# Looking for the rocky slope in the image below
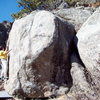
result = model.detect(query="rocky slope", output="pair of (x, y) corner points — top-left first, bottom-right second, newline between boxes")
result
(0, 3), (100, 100)
(53, 7), (95, 31)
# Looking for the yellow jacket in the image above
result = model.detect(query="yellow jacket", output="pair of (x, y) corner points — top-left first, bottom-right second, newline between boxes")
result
(0, 50), (7, 59)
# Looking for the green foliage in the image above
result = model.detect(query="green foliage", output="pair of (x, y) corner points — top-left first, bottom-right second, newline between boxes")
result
(11, 0), (43, 20)
(11, 8), (30, 19)
(11, 0), (57, 20)
(17, 0), (43, 11)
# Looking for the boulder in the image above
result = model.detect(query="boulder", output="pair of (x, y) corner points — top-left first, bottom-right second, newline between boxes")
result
(5, 10), (75, 99)
(70, 50), (99, 100)
(75, 8), (100, 96)
(53, 7), (94, 31)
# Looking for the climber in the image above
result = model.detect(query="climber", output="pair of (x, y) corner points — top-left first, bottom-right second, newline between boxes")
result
(0, 46), (11, 80)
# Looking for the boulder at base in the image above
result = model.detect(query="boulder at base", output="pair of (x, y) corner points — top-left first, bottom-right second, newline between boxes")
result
(75, 8), (100, 94)
(5, 10), (75, 99)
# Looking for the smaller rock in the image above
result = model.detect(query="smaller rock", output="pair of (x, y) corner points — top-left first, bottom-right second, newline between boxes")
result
(58, 2), (69, 9)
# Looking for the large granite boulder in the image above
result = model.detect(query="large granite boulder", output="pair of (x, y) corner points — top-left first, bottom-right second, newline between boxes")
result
(75, 8), (100, 97)
(5, 10), (75, 99)
(69, 50), (99, 100)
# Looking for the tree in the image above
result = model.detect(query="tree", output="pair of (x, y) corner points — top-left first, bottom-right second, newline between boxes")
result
(11, 0), (44, 20)
(11, 0), (80, 20)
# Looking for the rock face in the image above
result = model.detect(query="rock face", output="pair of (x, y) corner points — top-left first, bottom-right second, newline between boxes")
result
(49, 7), (100, 100)
(5, 11), (75, 99)
(0, 21), (12, 47)
(70, 50), (99, 100)
(75, 7), (100, 98)
(49, 48), (99, 100)
(53, 7), (94, 31)
(3, 7), (100, 100)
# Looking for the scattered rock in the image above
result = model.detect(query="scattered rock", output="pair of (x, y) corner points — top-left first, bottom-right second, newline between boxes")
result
(0, 2), (99, 100)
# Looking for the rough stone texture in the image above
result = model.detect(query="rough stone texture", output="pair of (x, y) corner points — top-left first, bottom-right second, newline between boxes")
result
(75, 7), (100, 98)
(57, 1), (69, 9)
(53, 7), (94, 31)
(49, 42), (100, 100)
(70, 50), (99, 100)
(5, 10), (75, 99)
(0, 21), (12, 47)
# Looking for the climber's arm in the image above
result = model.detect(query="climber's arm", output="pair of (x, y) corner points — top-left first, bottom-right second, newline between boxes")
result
(6, 49), (12, 54)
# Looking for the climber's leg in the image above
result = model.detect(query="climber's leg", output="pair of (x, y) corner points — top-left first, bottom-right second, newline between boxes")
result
(1, 59), (8, 79)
